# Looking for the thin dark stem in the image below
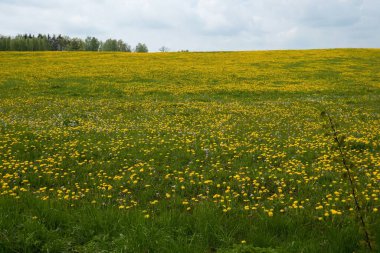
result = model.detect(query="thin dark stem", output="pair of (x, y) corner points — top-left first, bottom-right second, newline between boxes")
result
(325, 113), (372, 251)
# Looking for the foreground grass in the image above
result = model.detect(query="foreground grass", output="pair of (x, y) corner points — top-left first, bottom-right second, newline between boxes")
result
(1, 197), (376, 253)
(0, 49), (379, 252)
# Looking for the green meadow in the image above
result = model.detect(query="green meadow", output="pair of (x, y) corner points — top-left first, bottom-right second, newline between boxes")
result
(0, 49), (379, 252)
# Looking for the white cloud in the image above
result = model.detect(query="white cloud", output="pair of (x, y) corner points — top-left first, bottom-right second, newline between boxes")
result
(0, 0), (379, 51)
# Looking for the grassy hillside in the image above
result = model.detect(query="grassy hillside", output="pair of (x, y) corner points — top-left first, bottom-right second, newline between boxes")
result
(0, 49), (379, 252)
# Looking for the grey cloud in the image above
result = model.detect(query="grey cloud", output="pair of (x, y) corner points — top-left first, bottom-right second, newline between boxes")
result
(0, 0), (378, 51)
(296, 0), (363, 27)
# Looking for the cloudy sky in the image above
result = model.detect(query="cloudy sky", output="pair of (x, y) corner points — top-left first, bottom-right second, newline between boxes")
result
(0, 0), (379, 51)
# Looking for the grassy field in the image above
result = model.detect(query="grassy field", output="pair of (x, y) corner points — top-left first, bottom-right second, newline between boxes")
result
(0, 49), (379, 252)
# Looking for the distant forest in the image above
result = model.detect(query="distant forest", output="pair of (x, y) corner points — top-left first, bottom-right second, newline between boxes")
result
(0, 34), (149, 52)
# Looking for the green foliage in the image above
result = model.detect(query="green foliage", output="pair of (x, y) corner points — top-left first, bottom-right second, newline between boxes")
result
(117, 39), (132, 52)
(68, 37), (85, 51)
(0, 34), (50, 51)
(0, 34), (135, 52)
(101, 39), (131, 52)
(135, 42), (148, 53)
(85, 36), (100, 51)
(101, 39), (118, 51)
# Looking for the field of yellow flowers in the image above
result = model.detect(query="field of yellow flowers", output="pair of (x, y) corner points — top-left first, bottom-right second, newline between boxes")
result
(0, 49), (379, 252)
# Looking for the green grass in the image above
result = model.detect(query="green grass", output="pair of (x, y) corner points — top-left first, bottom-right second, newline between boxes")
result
(0, 49), (379, 252)
(0, 197), (371, 253)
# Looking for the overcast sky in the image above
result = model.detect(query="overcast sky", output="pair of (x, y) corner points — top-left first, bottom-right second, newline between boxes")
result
(0, 0), (379, 51)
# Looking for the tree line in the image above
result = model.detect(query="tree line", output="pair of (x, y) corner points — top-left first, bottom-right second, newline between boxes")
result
(0, 34), (148, 52)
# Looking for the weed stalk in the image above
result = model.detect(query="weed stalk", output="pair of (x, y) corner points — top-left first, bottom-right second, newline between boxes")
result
(321, 111), (372, 251)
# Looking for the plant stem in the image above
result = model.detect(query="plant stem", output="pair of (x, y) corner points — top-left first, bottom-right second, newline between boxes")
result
(324, 112), (372, 251)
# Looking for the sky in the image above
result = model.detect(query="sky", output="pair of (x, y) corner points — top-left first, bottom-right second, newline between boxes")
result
(0, 0), (379, 52)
